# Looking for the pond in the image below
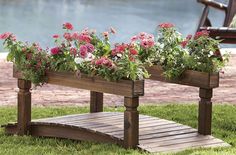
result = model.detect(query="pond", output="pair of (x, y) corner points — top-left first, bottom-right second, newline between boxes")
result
(0, 0), (227, 51)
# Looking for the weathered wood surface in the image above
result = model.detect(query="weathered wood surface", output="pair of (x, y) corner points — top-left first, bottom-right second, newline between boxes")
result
(13, 69), (144, 97)
(90, 91), (103, 113)
(146, 65), (219, 88)
(17, 79), (31, 135)
(198, 0), (236, 43)
(198, 88), (213, 135)
(3, 112), (230, 153)
(197, 0), (236, 28)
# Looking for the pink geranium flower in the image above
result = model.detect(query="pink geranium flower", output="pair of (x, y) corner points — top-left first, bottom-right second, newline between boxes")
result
(141, 39), (154, 48)
(70, 47), (77, 56)
(63, 32), (72, 41)
(85, 43), (95, 53)
(103, 31), (109, 38)
(63, 22), (73, 30)
(79, 45), (88, 58)
(53, 34), (60, 39)
(50, 47), (61, 55)
(72, 32), (80, 40)
(159, 23), (174, 28)
(0, 32), (12, 40)
(110, 27), (116, 34)
(131, 35), (138, 42)
(78, 34), (91, 43)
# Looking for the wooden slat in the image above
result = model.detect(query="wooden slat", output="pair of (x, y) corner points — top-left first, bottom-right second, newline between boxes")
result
(139, 132), (200, 145)
(146, 65), (219, 88)
(34, 112), (117, 123)
(147, 138), (226, 153)
(200, 27), (236, 43)
(141, 135), (214, 149)
(139, 128), (197, 140)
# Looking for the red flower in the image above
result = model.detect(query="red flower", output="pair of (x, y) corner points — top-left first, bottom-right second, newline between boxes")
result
(130, 48), (138, 55)
(50, 47), (60, 55)
(0, 32), (12, 40)
(95, 57), (113, 68)
(53, 34), (60, 39)
(159, 23), (174, 28)
(194, 30), (209, 39)
(63, 22), (73, 30)
(180, 40), (188, 48)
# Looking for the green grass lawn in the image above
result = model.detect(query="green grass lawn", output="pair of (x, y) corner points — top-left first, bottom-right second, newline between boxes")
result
(0, 104), (235, 155)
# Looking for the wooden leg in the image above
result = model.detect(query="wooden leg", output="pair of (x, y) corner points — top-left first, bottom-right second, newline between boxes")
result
(17, 79), (31, 135)
(198, 88), (213, 135)
(124, 97), (139, 149)
(90, 91), (103, 113)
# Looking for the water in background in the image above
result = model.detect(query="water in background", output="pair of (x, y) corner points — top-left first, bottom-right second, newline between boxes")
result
(0, 0), (227, 51)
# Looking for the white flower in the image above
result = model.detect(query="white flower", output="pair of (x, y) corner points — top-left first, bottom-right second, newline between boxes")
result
(74, 57), (84, 64)
(85, 53), (95, 61)
(117, 53), (122, 57)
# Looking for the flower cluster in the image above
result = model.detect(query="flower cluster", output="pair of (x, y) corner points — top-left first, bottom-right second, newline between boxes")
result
(0, 22), (229, 86)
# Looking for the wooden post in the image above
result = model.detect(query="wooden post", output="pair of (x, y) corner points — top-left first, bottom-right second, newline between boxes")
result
(17, 79), (31, 135)
(124, 97), (139, 149)
(90, 91), (103, 113)
(198, 88), (213, 135)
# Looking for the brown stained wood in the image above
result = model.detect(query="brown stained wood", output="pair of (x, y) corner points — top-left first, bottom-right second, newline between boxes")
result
(147, 138), (226, 153)
(3, 112), (229, 153)
(141, 135), (214, 149)
(13, 69), (144, 97)
(198, 88), (213, 135)
(47, 72), (144, 97)
(17, 79), (31, 135)
(124, 97), (139, 149)
(35, 112), (118, 123)
(139, 133), (200, 144)
(112, 126), (192, 137)
(139, 128), (197, 140)
(30, 124), (123, 146)
(100, 119), (175, 134)
(90, 91), (103, 113)
(197, 0), (227, 11)
(146, 65), (219, 88)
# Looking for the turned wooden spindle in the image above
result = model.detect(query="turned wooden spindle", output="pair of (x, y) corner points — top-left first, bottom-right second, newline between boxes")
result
(17, 79), (31, 135)
(198, 88), (213, 135)
(90, 91), (103, 113)
(124, 97), (139, 149)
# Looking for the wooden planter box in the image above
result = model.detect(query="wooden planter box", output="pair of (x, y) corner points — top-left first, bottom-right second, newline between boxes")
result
(146, 65), (219, 89)
(13, 68), (144, 97)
